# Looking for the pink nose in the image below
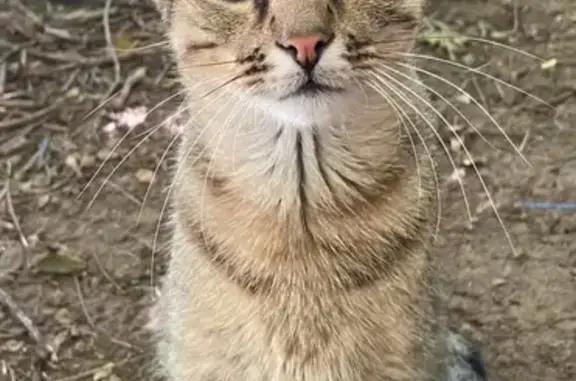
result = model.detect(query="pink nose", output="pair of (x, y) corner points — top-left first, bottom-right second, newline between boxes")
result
(279, 33), (331, 69)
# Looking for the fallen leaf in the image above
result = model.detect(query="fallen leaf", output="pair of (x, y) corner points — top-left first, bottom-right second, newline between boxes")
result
(1, 340), (25, 353)
(540, 58), (557, 71)
(65, 155), (82, 177)
(37, 194), (50, 209)
(54, 308), (74, 326)
(34, 250), (86, 275)
(491, 278), (507, 287)
(96, 148), (120, 161)
(80, 154), (96, 168)
(113, 31), (138, 52)
(455, 93), (472, 104)
(135, 169), (154, 184)
(93, 363), (114, 381)
(46, 330), (70, 357)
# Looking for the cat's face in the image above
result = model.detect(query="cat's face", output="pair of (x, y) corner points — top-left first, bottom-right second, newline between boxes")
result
(154, 0), (424, 125)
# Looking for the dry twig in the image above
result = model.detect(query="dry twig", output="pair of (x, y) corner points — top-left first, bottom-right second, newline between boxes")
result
(10, 0), (81, 42)
(3, 164), (30, 270)
(112, 66), (147, 108)
(102, 0), (122, 103)
(74, 276), (138, 351)
(73, 276), (97, 330)
(106, 180), (143, 206)
(52, 363), (115, 381)
(25, 48), (161, 73)
(88, 249), (124, 292)
(0, 89), (78, 130)
(0, 287), (57, 362)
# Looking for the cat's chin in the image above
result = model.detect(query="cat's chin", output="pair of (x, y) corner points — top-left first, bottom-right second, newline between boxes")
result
(249, 91), (351, 128)
(277, 80), (344, 101)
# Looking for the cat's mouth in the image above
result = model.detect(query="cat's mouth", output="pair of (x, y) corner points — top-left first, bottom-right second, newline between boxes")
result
(282, 79), (343, 99)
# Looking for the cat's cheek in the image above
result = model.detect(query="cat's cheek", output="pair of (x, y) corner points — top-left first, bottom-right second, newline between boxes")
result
(266, 47), (302, 78)
(316, 39), (350, 72)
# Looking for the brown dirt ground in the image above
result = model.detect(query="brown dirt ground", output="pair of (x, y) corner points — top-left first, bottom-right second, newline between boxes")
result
(1, 0), (575, 380)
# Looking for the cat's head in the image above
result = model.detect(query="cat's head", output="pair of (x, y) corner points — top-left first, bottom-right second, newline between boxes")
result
(153, 0), (424, 125)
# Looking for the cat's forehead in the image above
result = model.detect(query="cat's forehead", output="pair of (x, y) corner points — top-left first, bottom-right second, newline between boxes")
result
(168, 0), (425, 30)
(169, 0), (424, 15)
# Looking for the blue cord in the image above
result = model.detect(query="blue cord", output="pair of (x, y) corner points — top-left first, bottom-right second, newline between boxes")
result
(519, 200), (576, 210)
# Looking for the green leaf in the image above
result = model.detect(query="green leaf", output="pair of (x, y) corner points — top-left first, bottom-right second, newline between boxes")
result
(34, 251), (86, 275)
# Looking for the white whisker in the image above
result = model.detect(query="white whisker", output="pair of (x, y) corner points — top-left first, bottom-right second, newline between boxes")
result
(365, 79), (443, 240)
(389, 52), (554, 109)
(78, 88), (189, 202)
(365, 71), (474, 225)
(115, 40), (170, 53)
(385, 60), (531, 165)
(370, 69), (518, 256)
(84, 119), (168, 211)
(366, 80), (424, 207)
(136, 94), (192, 225)
(149, 85), (246, 287)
